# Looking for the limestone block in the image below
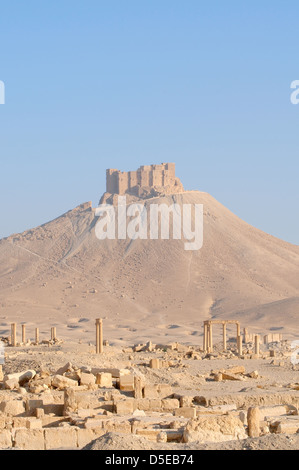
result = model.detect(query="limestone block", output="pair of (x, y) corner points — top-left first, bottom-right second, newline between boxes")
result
(134, 376), (144, 399)
(84, 418), (104, 430)
(0, 417), (6, 430)
(64, 389), (78, 415)
(26, 400), (44, 416)
(96, 373), (113, 388)
(13, 417), (27, 428)
(0, 399), (26, 416)
(259, 405), (290, 420)
(52, 375), (78, 390)
(277, 421), (299, 434)
(35, 409), (45, 419)
(179, 396), (194, 408)
(174, 407), (196, 418)
(157, 384), (173, 397)
(115, 400), (134, 415)
(148, 399), (162, 411)
(222, 366), (245, 375)
(119, 375), (134, 392)
(44, 427), (78, 450)
(213, 373), (223, 382)
(56, 362), (73, 375)
(184, 415), (247, 443)
(26, 418), (42, 430)
(248, 370), (259, 379)
(91, 368), (130, 378)
(136, 429), (160, 441)
(4, 378), (19, 390)
(14, 429), (44, 450)
(77, 428), (97, 449)
(135, 399), (150, 411)
(150, 359), (160, 369)
(166, 430), (184, 442)
(106, 420), (131, 434)
(0, 430), (12, 449)
(221, 372), (244, 381)
(143, 385), (159, 399)
(4, 370), (36, 387)
(80, 373), (96, 387)
(161, 399), (180, 411)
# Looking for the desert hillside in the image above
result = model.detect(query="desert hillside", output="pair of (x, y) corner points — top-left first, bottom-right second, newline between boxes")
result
(0, 191), (298, 346)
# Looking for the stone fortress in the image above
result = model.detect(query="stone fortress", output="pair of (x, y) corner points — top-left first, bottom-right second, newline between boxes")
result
(101, 163), (184, 204)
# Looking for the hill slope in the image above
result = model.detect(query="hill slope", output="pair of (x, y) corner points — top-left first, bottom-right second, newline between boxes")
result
(0, 191), (298, 345)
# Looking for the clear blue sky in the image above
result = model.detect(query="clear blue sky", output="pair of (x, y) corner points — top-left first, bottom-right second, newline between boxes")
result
(0, 1), (298, 244)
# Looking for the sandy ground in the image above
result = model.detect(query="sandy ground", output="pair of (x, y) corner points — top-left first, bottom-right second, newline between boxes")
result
(1, 338), (299, 450)
(84, 431), (299, 451)
(0, 191), (298, 348)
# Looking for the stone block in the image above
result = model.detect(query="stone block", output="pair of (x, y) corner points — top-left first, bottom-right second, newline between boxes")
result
(80, 373), (96, 386)
(14, 429), (44, 450)
(150, 359), (160, 369)
(0, 430), (12, 449)
(44, 427), (78, 450)
(115, 400), (134, 415)
(52, 375), (78, 390)
(119, 375), (135, 392)
(96, 373), (113, 388)
(174, 407), (196, 418)
(161, 399), (180, 411)
(183, 415), (247, 443)
(143, 385), (159, 399)
(0, 399), (26, 416)
(77, 429), (97, 449)
(26, 400), (44, 416)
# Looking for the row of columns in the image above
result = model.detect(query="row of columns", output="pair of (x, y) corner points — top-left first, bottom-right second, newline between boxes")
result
(9, 321), (105, 355)
(9, 324), (53, 347)
(203, 320), (260, 357)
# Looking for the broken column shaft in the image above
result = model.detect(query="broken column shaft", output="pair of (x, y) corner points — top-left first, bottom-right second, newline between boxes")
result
(96, 319), (103, 354)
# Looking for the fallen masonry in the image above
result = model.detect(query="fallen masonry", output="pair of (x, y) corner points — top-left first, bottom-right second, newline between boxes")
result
(0, 324), (297, 450)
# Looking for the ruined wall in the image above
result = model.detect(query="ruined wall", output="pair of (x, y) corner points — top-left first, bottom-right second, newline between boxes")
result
(106, 163), (178, 195)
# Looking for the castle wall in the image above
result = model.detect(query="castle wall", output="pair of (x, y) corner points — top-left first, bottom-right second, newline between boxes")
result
(106, 163), (177, 195)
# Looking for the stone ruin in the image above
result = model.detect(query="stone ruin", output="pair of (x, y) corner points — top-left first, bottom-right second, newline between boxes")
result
(100, 163), (184, 204)
(0, 320), (296, 450)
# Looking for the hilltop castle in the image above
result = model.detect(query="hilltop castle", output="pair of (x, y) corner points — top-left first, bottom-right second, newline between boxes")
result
(101, 163), (184, 204)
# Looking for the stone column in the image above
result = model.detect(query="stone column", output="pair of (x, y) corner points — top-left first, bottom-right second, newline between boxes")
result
(209, 323), (213, 353)
(35, 328), (39, 345)
(22, 324), (26, 344)
(11, 323), (17, 347)
(247, 407), (260, 438)
(96, 319), (103, 354)
(255, 335), (260, 357)
(223, 323), (227, 350)
(237, 335), (243, 356)
(203, 322), (208, 352)
(206, 323), (210, 353)
(134, 376), (144, 399)
(51, 327), (57, 341)
(236, 322), (240, 338)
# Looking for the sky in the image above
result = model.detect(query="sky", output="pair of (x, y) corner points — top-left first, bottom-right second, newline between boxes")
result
(0, 0), (298, 244)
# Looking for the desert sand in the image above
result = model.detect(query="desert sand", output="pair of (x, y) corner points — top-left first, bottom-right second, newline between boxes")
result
(0, 190), (298, 347)
(0, 189), (298, 450)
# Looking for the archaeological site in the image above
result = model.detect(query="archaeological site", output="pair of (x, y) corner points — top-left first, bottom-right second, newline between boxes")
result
(0, 163), (299, 451)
